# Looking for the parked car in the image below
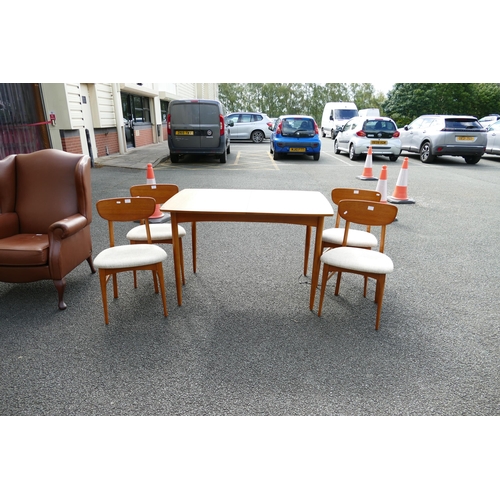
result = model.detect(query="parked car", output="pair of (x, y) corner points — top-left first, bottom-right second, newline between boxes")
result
(398, 115), (487, 164)
(334, 116), (401, 161)
(167, 99), (230, 163)
(485, 120), (500, 156)
(225, 112), (273, 143)
(479, 114), (500, 128)
(269, 115), (321, 160)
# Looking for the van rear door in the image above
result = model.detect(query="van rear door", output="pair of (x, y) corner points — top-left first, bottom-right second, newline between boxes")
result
(199, 102), (221, 148)
(169, 101), (201, 149)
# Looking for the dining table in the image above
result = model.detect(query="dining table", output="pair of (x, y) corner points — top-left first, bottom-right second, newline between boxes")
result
(161, 188), (334, 310)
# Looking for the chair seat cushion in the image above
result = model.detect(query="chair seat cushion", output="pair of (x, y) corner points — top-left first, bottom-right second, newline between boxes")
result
(126, 223), (186, 242)
(0, 234), (49, 266)
(322, 227), (377, 248)
(94, 244), (167, 269)
(321, 246), (394, 274)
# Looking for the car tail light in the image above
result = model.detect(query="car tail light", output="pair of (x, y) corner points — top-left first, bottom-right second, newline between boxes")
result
(276, 121), (283, 135)
(219, 114), (225, 135)
(314, 122), (319, 135)
(392, 130), (400, 138)
(356, 130), (366, 137)
(167, 114), (171, 135)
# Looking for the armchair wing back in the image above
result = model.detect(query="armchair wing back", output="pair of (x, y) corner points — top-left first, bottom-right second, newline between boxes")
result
(0, 149), (96, 309)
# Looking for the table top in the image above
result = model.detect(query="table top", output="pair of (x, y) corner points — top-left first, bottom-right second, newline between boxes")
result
(161, 188), (334, 217)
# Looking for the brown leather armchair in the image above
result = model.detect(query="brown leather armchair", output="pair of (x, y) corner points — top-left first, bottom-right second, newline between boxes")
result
(0, 149), (96, 309)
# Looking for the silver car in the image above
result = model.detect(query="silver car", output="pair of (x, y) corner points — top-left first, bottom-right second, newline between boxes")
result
(399, 115), (487, 164)
(225, 112), (273, 143)
(334, 116), (401, 161)
(485, 120), (500, 156)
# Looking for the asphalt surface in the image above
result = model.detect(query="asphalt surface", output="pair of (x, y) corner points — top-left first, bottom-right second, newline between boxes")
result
(1, 142), (499, 416)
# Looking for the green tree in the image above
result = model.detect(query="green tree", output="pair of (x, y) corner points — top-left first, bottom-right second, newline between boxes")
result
(382, 83), (500, 126)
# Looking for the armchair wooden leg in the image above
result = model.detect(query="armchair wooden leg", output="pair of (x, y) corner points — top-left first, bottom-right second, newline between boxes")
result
(87, 255), (96, 274)
(54, 278), (67, 310)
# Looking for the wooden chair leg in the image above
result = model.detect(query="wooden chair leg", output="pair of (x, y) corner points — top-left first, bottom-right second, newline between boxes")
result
(133, 270), (138, 288)
(99, 269), (110, 325)
(157, 263), (168, 317)
(375, 275), (386, 330)
(317, 264), (330, 316)
(112, 272), (119, 298)
(335, 271), (343, 295)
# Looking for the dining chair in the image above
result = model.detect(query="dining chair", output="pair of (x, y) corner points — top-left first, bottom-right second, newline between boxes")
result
(303, 188), (382, 279)
(317, 199), (398, 330)
(94, 197), (168, 325)
(127, 184), (194, 286)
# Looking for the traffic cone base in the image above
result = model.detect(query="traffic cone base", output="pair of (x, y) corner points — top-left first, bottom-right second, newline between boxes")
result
(356, 146), (378, 181)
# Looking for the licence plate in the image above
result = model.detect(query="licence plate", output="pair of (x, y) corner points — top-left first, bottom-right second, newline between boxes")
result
(456, 136), (475, 141)
(371, 140), (387, 145)
(290, 147), (305, 152)
(175, 130), (194, 136)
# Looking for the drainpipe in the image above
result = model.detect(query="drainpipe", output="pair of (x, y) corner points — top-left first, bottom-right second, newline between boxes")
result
(112, 83), (126, 154)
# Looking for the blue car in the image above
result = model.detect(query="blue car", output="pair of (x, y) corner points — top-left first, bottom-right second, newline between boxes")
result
(269, 115), (321, 161)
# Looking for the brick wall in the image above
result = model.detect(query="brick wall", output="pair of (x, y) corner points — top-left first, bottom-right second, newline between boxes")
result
(133, 126), (154, 148)
(60, 130), (83, 154)
(95, 128), (119, 157)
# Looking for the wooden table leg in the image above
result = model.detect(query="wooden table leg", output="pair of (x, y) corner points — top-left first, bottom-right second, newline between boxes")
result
(309, 217), (324, 310)
(170, 212), (183, 305)
(191, 221), (197, 274)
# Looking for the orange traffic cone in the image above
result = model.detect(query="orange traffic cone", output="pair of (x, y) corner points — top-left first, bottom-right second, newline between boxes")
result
(356, 146), (378, 180)
(146, 163), (156, 185)
(375, 165), (388, 203)
(145, 163), (165, 220)
(388, 157), (415, 204)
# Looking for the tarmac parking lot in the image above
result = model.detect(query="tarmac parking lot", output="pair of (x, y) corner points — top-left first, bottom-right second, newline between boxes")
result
(1, 141), (499, 417)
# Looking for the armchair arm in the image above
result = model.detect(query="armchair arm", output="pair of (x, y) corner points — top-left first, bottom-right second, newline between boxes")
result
(48, 213), (89, 240)
(0, 212), (19, 239)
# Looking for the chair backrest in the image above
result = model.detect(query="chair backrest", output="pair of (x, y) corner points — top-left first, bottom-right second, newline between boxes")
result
(337, 199), (398, 253)
(331, 188), (381, 228)
(96, 197), (156, 247)
(0, 149), (91, 234)
(130, 184), (179, 205)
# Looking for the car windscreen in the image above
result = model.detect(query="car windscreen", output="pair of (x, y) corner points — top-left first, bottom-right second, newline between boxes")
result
(335, 109), (359, 120)
(444, 118), (483, 130)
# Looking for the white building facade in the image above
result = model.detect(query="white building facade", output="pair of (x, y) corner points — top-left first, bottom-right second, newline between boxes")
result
(0, 83), (219, 161)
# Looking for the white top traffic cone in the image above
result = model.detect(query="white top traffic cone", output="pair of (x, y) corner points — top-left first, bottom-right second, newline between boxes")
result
(356, 146), (378, 180)
(388, 157), (415, 204)
(146, 163), (156, 185)
(375, 165), (388, 203)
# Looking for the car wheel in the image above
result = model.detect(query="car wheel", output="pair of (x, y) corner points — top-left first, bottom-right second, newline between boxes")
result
(463, 155), (481, 164)
(313, 153), (320, 161)
(331, 129), (336, 140)
(321, 128), (326, 138)
(389, 155), (399, 162)
(273, 149), (281, 160)
(170, 154), (179, 163)
(227, 143), (231, 155)
(349, 144), (359, 161)
(219, 148), (227, 164)
(251, 130), (265, 143)
(333, 139), (341, 154)
(419, 142), (435, 163)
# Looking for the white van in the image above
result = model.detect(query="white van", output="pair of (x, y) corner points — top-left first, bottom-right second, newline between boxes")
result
(321, 102), (359, 139)
(358, 108), (380, 118)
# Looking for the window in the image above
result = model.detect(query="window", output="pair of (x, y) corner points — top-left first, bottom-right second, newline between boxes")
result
(121, 92), (151, 123)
